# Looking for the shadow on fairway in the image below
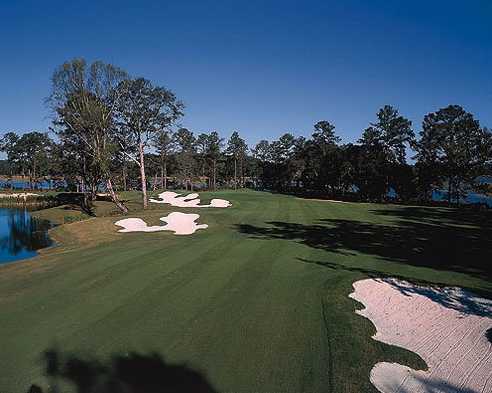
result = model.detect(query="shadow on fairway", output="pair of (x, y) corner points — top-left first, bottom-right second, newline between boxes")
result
(28, 349), (218, 393)
(487, 328), (492, 344)
(371, 205), (492, 230)
(236, 206), (492, 282)
(300, 257), (492, 316)
(389, 374), (478, 393)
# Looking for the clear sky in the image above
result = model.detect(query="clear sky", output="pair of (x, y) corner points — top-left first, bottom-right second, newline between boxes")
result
(1, 0), (491, 147)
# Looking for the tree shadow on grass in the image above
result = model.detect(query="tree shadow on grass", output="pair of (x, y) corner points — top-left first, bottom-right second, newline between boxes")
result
(379, 276), (492, 316)
(28, 349), (218, 393)
(370, 205), (492, 231)
(237, 207), (492, 282)
(486, 328), (492, 344)
(299, 258), (492, 316)
(379, 372), (480, 393)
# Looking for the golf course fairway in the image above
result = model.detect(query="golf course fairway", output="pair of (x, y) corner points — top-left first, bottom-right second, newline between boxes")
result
(1, 190), (490, 393)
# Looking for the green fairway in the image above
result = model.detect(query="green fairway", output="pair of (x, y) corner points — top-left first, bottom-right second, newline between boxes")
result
(1, 190), (491, 393)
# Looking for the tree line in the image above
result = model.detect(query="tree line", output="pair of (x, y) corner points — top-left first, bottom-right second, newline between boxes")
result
(1, 58), (491, 211)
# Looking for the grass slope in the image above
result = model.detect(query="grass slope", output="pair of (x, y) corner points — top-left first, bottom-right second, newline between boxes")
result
(0, 190), (490, 392)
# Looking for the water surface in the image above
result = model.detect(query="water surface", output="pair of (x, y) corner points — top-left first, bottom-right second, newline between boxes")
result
(0, 208), (53, 264)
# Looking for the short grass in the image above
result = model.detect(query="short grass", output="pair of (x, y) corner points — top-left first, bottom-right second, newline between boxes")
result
(1, 190), (491, 392)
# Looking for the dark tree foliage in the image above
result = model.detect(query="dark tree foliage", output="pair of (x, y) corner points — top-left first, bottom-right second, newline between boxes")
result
(174, 127), (197, 190)
(225, 131), (248, 189)
(207, 131), (223, 191)
(357, 106), (414, 201)
(3, 62), (491, 210)
(153, 129), (176, 190)
(303, 121), (342, 193)
(414, 105), (490, 204)
(0, 131), (54, 189)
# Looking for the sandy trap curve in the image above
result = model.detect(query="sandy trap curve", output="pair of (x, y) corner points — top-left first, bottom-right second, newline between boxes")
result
(350, 278), (492, 393)
(115, 212), (208, 235)
(150, 191), (231, 208)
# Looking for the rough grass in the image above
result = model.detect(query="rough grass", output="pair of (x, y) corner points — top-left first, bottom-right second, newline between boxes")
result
(0, 190), (490, 393)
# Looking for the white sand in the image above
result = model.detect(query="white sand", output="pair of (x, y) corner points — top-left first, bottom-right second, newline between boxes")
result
(0, 192), (39, 198)
(115, 212), (208, 235)
(350, 278), (492, 393)
(150, 191), (231, 208)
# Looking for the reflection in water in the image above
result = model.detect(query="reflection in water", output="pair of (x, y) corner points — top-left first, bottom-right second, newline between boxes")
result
(0, 208), (52, 264)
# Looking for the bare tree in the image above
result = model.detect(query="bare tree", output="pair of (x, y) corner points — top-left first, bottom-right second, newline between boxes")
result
(49, 58), (129, 213)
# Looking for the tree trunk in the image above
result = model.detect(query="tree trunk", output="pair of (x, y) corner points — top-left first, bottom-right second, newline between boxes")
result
(240, 158), (244, 187)
(213, 160), (217, 191)
(139, 142), (148, 209)
(160, 165), (164, 189)
(448, 179), (452, 206)
(82, 157), (87, 193)
(455, 180), (461, 207)
(163, 162), (167, 190)
(152, 173), (158, 191)
(90, 182), (97, 201)
(234, 158), (237, 190)
(106, 178), (128, 213)
(32, 160), (36, 190)
(122, 166), (127, 192)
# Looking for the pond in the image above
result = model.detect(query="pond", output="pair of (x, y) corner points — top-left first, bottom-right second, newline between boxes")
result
(0, 208), (53, 264)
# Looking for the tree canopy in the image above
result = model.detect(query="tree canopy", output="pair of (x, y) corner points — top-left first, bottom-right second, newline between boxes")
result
(2, 59), (491, 210)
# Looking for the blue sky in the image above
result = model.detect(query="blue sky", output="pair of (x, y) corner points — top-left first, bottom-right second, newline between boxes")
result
(1, 0), (491, 147)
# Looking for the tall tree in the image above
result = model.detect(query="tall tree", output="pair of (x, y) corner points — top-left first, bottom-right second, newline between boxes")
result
(153, 129), (176, 190)
(357, 126), (387, 200)
(0, 132), (20, 186)
(14, 132), (53, 189)
(290, 136), (308, 189)
(251, 134), (298, 191)
(174, 128), (196, 190)
(252, 140), (271, 188)
(415, 105), (489, 204)
(309, 121), (341, 193)
(49, 58), (129, 212)
(115, 78), (183, 209)
(368, 105), (414, 165)
(312, 121), (341, 151)
(359, 106), (414, 200)
(196, 133), (210, 182)
(206, 131), (223, 191)
(226, 131), (248, 189)
(50, 140), (85, 192)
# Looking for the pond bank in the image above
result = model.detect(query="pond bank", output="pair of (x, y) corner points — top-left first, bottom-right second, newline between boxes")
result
(0, 208), (53, 264)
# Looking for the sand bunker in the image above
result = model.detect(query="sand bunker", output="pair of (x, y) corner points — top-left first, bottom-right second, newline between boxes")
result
(350, 278), (492, 393)
(115, 212), (208, 235)
(149, 191), (231, 208)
